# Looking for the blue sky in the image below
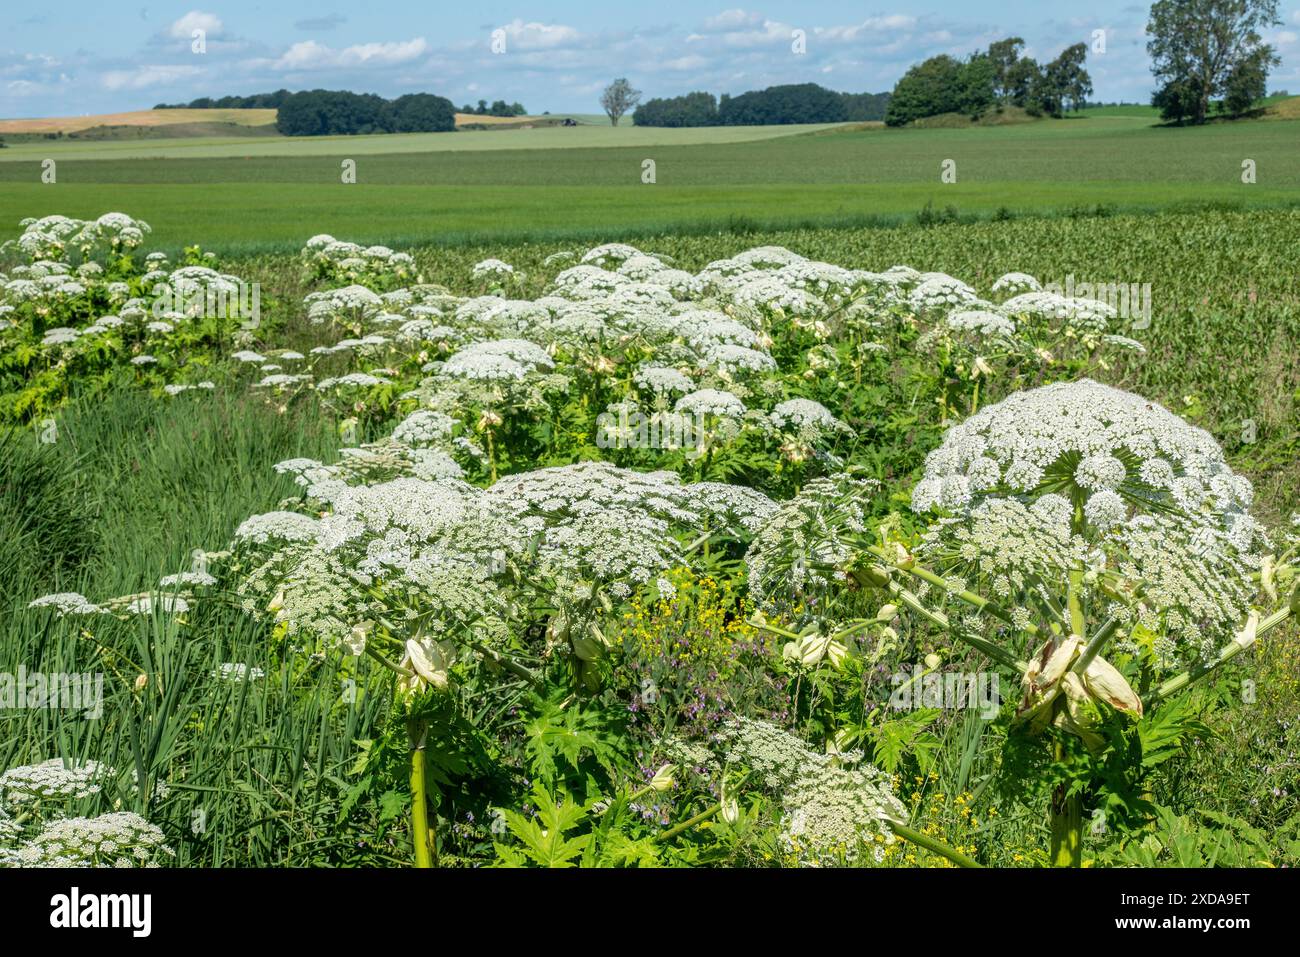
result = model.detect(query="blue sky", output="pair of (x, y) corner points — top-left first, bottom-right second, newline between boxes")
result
(4, 2), (1299, 118)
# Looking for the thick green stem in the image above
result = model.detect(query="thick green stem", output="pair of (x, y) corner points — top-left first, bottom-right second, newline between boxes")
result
(407, 718), (437, 868)
(1066, 503), (1087, 638)
(1049, 741), (1083, 867)
(485, 427), (498, 483)
(1066, 568), (1086, 638)
(1073, 616), (1120, 675)
(888, 820), (983, 868)
(1147, 604), (1293, 705)
(864, 544), (1032, 635)
(1050, 793), (1083, 866)
(653, 803), (721, 843)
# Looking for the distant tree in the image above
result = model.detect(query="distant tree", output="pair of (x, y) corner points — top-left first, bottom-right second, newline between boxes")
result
(987, 37), (1026, 102)
(509, 102), (527, 116)
(1152, 76), (1209, 122)
(633, 91), (719, 126)
(885, 55), (965, 125)
(387, 93), (456, 132)
(1030, 67), (1063, 117)
(839, 91), (892, 121)
(1147, 0), (1281, 124)
(1006, 57), (1041, 109)
(633, 86), (887, 126)
(1047, 43), (1093, 113)
(956, 53), (998, 117)
(718, 83), (849, 124)
(276, 90), (455, 136)
(600, 78), (642, 126)
(1221, 46), (1271, 114)
(158, 89), (294, 110)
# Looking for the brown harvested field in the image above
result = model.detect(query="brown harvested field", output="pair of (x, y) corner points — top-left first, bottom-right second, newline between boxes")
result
(0, 109), (555, 135)
(0, 108), (277, 133)
(452, 113), (556, 127)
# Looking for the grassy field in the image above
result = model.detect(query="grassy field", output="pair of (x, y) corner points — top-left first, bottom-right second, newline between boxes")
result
(1, 115), (1296, 253)
(1077, 92), (1299, 120)
(0, 121), (848, 160)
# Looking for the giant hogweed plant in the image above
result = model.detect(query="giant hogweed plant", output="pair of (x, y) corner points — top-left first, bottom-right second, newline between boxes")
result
(0, 213), (260, 421)
(226, 444), (782, 865)
(748, 379), (1298, 865)
(19, 231), (1183, 867)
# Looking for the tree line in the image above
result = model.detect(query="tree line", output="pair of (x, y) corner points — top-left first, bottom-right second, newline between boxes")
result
(274, 90), (456, 136)
(886, 39), (1092, 125)
(155, 90), (294, 110)
(630, 83), (891, 127)
(458, 99), (528, 117)
(156, 89), (463, 136)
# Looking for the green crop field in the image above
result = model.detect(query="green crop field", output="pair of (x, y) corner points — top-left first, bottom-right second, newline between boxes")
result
(0, 121), (849, 161)
(1, 115), (1296, 253)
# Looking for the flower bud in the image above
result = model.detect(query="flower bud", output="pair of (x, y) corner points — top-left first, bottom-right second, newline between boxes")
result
(648, 765), (675, 792)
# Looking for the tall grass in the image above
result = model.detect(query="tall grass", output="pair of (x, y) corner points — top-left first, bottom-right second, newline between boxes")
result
(0, 389), (406, 865)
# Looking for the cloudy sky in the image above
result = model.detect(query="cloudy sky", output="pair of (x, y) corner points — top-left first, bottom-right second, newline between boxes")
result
(4, 2), (1299, 118)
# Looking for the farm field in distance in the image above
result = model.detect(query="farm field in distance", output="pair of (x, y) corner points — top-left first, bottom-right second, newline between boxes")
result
(1, 112), (1297, 252)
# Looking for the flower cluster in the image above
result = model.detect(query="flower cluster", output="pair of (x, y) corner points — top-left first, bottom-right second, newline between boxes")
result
(912, 379), (1262, 669)
(0, 759), (109, 802)
(301, 234), (418, 288)
(1, 213), (151, 265)
(718, 719), (903, 866)
(2, 813), (172, 868)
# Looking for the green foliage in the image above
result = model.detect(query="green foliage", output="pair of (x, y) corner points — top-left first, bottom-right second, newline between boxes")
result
(276, 89), (456, 136)
(719, 83), (850, 125)
(1147, 0), (1282, 124)
(633, 92), (721, 127)
(1096, 804), (1293, 866)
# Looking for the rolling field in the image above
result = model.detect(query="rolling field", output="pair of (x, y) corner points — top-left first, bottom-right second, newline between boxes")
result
(0, 108), (279, 134)
(0, 120), (848, 160)
(1, 115), (1296, 253)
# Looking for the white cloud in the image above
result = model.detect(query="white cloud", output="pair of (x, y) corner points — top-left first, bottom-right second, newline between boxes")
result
(169, 11), (224, 40)
(100, 64), (204, 91)
(272, 37), (429, 70)
(499, 20), (583, 51)
(701, 9), (764, 32)
(817, 15), (917, 42)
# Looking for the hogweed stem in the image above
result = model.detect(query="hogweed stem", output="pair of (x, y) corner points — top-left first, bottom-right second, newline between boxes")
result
(407, 717), (437, 868)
